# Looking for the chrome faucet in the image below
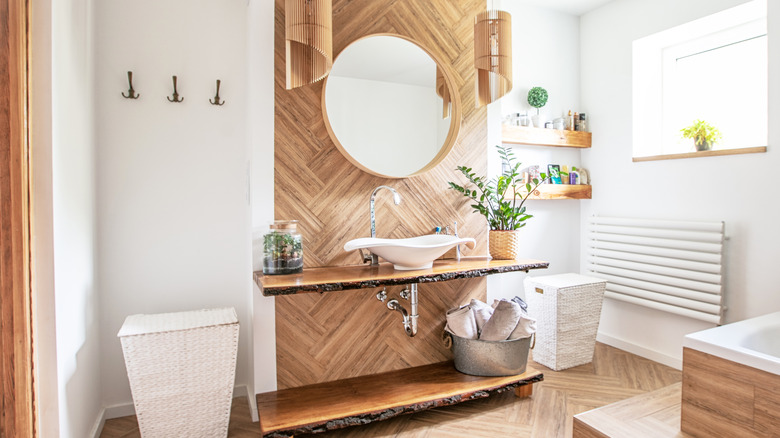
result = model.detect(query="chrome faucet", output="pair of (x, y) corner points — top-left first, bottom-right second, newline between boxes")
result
(442, 221), (461, 261)
(366, 186), (401, 265)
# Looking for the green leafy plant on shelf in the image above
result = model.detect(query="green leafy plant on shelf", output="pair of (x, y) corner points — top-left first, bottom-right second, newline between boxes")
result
(681, 119), (722, 151)
(527, 86), (548, 115)
(448, 145), (549, 231)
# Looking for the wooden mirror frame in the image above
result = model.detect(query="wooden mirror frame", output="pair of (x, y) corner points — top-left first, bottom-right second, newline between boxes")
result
(321, 33), (462, 179)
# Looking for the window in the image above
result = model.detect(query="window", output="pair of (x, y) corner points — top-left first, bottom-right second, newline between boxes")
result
(633, 0), (767, 160)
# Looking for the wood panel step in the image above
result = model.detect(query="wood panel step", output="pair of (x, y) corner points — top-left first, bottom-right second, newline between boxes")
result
(573, 383), (692, 438)
(256, 361), (543, 437)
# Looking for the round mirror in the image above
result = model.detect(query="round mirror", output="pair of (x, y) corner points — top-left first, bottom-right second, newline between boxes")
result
(322, 35), (461, 178)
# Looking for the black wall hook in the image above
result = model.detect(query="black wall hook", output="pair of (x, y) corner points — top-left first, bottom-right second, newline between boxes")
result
(167, 75), (184, 102)
(121, 71), (140, 99)
(209, 79), (225, 106)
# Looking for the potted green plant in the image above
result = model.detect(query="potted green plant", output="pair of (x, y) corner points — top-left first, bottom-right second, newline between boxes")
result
(527, 86), (548, 128)
(448, 145), (548, 260)
(681, 119), (722, 151)
(262, 221), (304, 275)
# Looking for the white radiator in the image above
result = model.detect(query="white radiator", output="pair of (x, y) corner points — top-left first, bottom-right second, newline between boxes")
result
(587, 216), (725, 324)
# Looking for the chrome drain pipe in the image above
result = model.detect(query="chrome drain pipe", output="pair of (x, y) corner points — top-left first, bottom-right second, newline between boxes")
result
(379, 283), (419, 337)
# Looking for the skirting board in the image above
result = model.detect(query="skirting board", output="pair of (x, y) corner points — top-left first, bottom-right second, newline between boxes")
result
(596, 332), (682, 370)
(92, 384), (259, 438)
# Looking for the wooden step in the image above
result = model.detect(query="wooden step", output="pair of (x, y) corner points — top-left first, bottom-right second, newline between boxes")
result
(573, 383), (692, 438)
(256, 361), (543, 437)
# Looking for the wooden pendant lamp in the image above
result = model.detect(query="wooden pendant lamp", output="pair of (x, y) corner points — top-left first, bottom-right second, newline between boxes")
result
(285, 0), (333, 90)
(474, 9), (512, 106)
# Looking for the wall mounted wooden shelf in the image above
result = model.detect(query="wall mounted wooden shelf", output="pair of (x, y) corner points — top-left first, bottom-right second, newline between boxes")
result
(502, 125), (592, 148)
(254, 257), (549, 296)
(512, 184), (592, 200)
(256, 361), (543, 438)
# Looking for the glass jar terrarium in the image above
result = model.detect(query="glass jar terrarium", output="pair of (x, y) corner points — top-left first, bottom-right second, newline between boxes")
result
(262, 220), (303, 275)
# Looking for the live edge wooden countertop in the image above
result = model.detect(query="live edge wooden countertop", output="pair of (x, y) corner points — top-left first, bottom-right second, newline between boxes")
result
(254, 257), (550, 296)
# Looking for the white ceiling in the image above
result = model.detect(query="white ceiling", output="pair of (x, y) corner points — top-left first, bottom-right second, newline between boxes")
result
(511, 0), (614, 16)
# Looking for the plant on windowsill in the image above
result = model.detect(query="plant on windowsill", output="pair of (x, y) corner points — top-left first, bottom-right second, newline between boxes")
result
(527, 86), (548, 128)
(681, 119), (722, 152)
(448, 145), (548, 260)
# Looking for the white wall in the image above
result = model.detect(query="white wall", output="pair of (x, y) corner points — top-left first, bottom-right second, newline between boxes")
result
(94, 0), (253, 411)
(50, 0), (103, 435)
(31, 0), (60, 436)
(580, 0), (780, 367)
(248, 0), (277, 395)
(488, 2), (583, 302)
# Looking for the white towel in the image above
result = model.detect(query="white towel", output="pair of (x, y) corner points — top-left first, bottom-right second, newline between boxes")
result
(479, 300), (523, 341)
(508, 309), (536, 340)
(512, 296), (528, 312)
(445, 305), (478, 340)
(470, 299), (494, 333)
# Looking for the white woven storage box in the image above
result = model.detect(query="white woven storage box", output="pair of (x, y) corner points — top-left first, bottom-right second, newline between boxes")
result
(524, 274), (606, 371)
(118, 308), (239, 438)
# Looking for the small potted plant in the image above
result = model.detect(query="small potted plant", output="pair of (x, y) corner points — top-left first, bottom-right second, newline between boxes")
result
(262, 221), (304, 275)
(448, 145), (548, 260)
(527, 86), (548, 128)
(681, 119), (722, 151)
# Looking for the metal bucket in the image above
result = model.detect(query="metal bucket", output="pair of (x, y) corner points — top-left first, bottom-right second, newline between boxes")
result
(449, 333), (532, 376)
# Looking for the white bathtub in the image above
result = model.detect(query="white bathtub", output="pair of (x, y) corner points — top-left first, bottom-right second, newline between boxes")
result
(683, 311), (780, 376)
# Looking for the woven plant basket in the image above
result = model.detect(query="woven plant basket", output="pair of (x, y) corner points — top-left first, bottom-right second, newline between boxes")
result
(489, 230), (521, 260)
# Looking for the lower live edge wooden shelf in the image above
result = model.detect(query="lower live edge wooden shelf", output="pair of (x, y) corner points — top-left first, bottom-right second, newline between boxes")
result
(256, 361), (544, 438)
(254, 257), (549, 296)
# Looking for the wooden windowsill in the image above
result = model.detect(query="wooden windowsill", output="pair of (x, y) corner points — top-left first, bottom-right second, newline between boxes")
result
(632, 146), (767, 162)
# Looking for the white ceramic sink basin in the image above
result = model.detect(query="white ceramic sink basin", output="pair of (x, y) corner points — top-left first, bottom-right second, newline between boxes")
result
(344, 234), (476, 270)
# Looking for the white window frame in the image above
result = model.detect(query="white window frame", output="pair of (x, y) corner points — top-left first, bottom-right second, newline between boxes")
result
(632, 0), (767, 160)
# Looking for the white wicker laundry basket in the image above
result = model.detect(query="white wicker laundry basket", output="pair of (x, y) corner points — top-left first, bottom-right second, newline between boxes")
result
(524, 274), (606, 371)
(118, 307), (239, 438)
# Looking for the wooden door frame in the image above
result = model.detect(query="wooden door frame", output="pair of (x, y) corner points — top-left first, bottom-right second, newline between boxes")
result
(1, 0), (36, 436)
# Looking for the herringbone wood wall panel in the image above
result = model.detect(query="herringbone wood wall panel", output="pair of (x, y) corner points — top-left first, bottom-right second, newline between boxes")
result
(274, 0), (488, 389)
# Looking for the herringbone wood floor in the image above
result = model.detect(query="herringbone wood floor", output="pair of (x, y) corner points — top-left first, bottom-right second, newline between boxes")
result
(100, 343), (682, 437)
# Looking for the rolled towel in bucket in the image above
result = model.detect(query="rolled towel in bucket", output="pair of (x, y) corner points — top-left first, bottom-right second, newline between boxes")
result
(512, 296), (528, 312)
(508, 310), (536, 340)
(470, 299), (494, 333)
(479, 299), (523, 341)
(445, 305), (478, 340)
